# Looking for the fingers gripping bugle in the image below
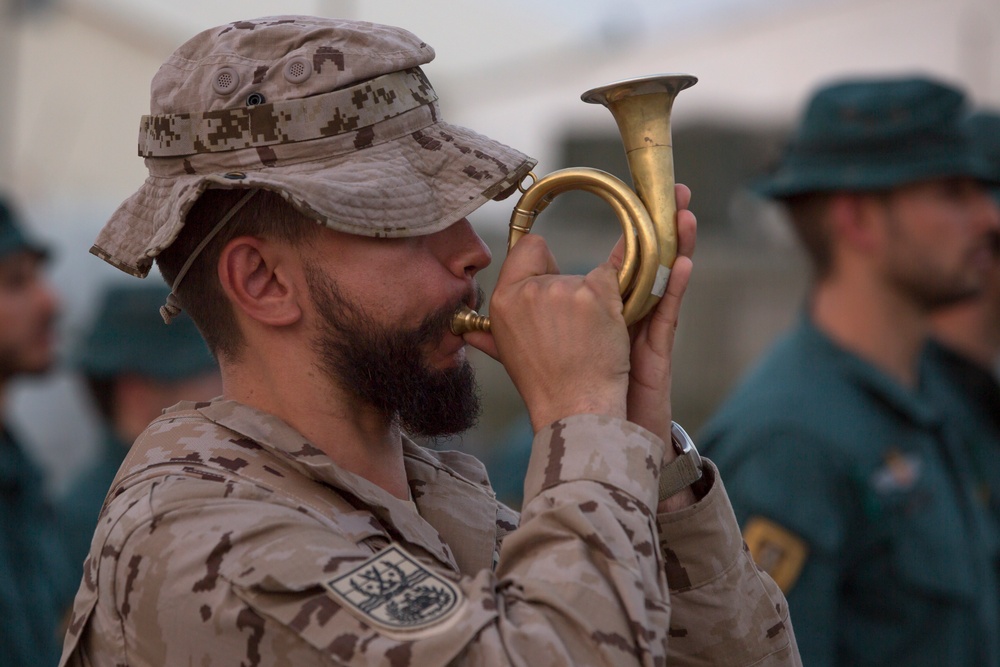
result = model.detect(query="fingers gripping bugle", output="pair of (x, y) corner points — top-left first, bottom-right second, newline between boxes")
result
(451, 73), (697, 335)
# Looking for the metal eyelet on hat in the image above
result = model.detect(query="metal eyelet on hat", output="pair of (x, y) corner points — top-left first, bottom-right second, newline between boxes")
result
(245, 92), (266, 107)
(284, 57), (313, 84)
(223, 172), (246, 180)
(212, 67), (240, 96)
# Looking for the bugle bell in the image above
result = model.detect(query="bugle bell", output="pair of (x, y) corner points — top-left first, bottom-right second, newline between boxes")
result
(451, 73), (697, 335)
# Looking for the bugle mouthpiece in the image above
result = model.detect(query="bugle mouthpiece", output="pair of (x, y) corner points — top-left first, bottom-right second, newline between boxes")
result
(451, 305), (491, 335)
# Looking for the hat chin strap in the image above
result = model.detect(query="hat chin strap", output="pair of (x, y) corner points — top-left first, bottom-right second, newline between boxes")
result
(160, 189), (258, 324)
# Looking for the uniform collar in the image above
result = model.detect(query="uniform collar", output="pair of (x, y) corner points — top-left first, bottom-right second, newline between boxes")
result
(180, 398), (498, 574)
(798, 314), (944, 430)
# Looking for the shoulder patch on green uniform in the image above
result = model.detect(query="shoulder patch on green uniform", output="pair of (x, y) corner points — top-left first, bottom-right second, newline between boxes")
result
(324, 544), (465, 638)
(743, 516), (809, 593)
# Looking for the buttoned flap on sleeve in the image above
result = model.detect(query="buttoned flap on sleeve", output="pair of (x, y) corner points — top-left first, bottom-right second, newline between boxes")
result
(656, 460), (802, 666)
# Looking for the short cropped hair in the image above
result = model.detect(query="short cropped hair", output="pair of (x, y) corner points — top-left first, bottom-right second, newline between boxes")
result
(781, 193), (836, 280)
(156, 189), (321, 361)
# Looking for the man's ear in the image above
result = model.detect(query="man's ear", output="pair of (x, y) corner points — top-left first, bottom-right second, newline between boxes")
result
(217, 236), (303, 327)
(830, 192), (883, 254)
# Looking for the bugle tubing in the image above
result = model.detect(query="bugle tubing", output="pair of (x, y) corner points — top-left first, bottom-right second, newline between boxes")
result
(452, 73), (697, 334)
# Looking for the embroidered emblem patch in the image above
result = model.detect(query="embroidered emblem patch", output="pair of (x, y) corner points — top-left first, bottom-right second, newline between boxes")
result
(324, 545), (464, 635)
(743, 516), (808, 594)
(871, 448), (922, 494)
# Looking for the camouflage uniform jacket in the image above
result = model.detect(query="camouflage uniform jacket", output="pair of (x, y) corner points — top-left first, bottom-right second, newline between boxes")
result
(59, 399), (799, 666)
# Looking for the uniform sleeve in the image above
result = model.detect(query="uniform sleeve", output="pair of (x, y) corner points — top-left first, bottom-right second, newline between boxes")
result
(657, 460), (802, 666)
(66, 414), (803, 667)
(68, 414), (674, 666)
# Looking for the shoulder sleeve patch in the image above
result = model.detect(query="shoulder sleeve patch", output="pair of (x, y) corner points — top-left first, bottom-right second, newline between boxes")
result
(743, 516), (809, 593)
(323, 544), (466, 639)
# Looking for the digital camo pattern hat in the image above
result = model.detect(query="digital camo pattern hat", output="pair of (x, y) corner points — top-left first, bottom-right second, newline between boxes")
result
(754, 76), (1000, 199)
(93, 16), (537, 278)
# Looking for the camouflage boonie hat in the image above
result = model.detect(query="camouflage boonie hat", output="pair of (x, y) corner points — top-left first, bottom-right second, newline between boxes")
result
(93, 16), (536, 278)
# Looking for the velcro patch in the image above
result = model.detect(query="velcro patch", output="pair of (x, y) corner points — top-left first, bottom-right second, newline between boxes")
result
(743, 516), (809, 593)
(324, 545), (465, 638)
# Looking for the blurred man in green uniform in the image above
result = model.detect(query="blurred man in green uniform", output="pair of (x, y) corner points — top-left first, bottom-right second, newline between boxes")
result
(925, 109), (1000, 526)
(58, 283), (220, 582)
(0, 194), (75, 666)
(700, 78), (1000, 666)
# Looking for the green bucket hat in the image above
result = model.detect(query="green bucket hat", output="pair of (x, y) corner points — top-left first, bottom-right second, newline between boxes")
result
(754, 76), (1000, 198)
(76, 283), (217, 381)
(0, 195), (49, 261)
(964, 110), (1000, 204)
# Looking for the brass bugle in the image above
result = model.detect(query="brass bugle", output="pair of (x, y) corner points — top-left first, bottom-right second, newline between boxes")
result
(451, 73), (697, 335)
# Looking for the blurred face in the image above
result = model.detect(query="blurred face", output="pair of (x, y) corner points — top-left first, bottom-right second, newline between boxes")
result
(302, 219), (492, 437)
(973, 225), (1000, 344)
(877, 178), (1000, 309)
(0, 251), (59, 381)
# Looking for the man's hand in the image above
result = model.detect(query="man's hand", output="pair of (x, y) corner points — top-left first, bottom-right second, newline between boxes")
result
(463, 183), (696, 448)
(625, 184), (697, 512)
(619, 183), (696, 444)
(602, 184), (697, 511)
(465, 235), (631, 432)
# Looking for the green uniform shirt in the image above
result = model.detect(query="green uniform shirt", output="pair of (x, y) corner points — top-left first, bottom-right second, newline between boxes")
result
(0, 425), (76, 666)
(700, 316), (1000, 667)
(922, 339), (1000, 528)
(57, 431), (128, 587)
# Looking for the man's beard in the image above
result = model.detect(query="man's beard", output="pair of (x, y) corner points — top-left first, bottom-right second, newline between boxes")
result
(883, 206), (999, 311)
(307, 265), (482, 439)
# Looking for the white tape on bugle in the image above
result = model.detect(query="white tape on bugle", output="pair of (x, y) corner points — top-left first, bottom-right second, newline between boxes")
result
(652, 264), (672, 297)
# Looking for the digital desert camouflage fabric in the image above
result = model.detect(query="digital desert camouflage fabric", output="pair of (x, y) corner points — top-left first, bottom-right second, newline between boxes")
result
(59, 399), (799, 666)
(91, 16), (536, 279)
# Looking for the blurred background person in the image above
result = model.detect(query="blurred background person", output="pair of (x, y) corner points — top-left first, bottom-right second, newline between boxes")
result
(0, 193), (75, 667)
(925, 108), (1000, 526)
(699, 77), (1000, 666)
(58, 282), (220, 582)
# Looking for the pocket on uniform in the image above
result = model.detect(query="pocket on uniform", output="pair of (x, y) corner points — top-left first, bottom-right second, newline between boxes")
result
(876, 474), (978, 602)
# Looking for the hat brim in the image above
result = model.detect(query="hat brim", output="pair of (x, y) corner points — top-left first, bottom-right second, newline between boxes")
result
(0, 238), (50, 263)
(753, 154), (1000, 199)
(93, 120), (536, 277)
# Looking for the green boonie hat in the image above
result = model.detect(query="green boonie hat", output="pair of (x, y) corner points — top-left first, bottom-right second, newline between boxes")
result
(76, 283), (217, 381)
(92, 16), (537, 279)
(0, 195), (49, 261)
(964, 110), (1000, 204)
(754, 76), (1000, 199)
